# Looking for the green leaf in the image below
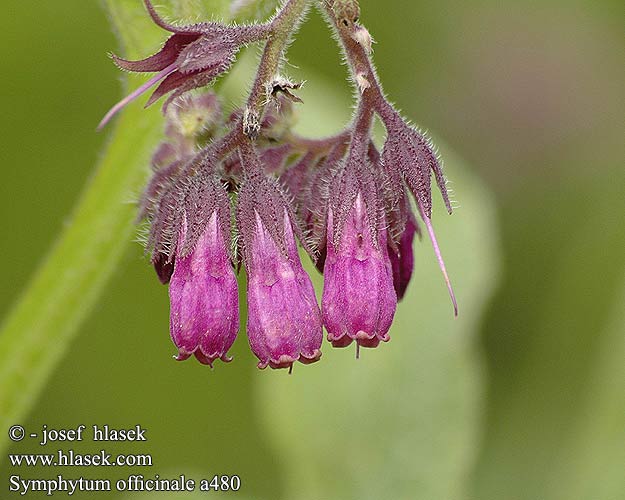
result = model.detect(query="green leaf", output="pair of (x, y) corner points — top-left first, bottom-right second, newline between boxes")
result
(255, 142), (500, 500)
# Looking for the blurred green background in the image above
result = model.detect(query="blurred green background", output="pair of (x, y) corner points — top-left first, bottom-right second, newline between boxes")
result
(1, 0), (624, 498)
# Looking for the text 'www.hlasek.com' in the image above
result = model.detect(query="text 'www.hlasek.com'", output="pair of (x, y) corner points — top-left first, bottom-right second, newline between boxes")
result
(7, 424), (241, 496)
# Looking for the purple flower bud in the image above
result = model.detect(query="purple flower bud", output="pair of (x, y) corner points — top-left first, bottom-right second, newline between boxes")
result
(98, 0), (268, 129)
(381, 109), (451, 218)
(169, 212), (239, 367)
(322, 193), (397, 349)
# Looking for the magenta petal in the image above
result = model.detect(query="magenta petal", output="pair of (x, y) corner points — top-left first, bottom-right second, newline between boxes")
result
(322, 195), (397, 349)
(169, 213), (239, 367)
(245, 211), (323, 370)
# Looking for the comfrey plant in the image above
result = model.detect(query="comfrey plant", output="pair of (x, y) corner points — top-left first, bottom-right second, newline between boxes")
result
(100, 0), (457, 371)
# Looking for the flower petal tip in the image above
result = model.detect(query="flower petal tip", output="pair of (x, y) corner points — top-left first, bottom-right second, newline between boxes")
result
(174, 351), (192, 362)
(327, 332), (352, 348)
(299, 349), (322, 365)
(194, 351), (233, 367)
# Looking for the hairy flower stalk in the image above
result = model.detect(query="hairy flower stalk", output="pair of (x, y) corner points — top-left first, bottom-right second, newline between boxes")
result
(322, 194), (396, 352)
(100, 0), (457, 369)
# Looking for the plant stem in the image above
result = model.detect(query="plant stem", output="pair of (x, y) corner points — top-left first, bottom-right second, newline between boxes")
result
(246, 0), (312, 121)
(0, 106), (161, 450)
(319, 1), (394, 122)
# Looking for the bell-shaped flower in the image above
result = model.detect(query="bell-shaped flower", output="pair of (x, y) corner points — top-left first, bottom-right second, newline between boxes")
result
(169, 208), (239, 367)
(322, 190), (397, 350)
(237, 164), (322, 370)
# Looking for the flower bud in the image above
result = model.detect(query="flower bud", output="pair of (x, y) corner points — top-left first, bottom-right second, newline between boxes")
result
(322, 193), (397, 349)
(381, 109), (451, 218)
(99, 0), (269, 129)
(165, 92), (221, 139)
(169, 212), (239, 366)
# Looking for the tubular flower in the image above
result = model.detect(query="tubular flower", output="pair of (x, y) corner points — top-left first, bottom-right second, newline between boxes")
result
(169, 209), (239, 367)
(322, 192), (397, 350)
(246, 211), (323, 369)
(237, 161), (323, 370)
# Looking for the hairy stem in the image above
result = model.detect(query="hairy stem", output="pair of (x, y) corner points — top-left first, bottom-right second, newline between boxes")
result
(0, 107), (162, 449)
(284, 130), (350, 154)
(246, 0), (312, 123)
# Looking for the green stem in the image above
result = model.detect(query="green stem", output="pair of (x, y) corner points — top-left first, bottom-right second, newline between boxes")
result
(0, 0), (239, 452)
(0, 105), (161, 451)
(246, 0), (312, 118)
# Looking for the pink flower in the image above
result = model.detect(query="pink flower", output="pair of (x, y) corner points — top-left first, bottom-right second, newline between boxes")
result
(322, 193), (397, 349)
(169, 211), (239, 367)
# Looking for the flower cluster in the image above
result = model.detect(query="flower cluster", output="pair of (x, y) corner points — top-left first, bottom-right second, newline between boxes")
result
(101, 0), (457, 371)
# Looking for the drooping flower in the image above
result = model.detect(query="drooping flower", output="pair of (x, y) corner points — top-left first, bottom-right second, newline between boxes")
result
(245, 210), (323, 369)
(109, 0), (460, 371)
(98, 0), (268, 129)
(366, 139), (417, 301)
(168, 178), (239, 367)
(236, 152), (322, 370)
(321, 154), (397, 350)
